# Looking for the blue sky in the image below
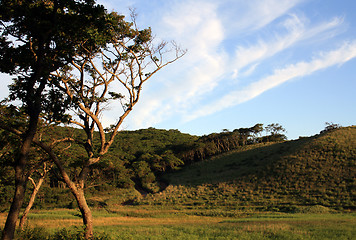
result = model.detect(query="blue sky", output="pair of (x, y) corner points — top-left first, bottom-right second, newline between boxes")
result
(1, 0), (356, 139)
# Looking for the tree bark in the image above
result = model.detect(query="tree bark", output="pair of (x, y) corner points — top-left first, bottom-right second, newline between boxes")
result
(32, 140), (94, 239)
(74, 188), (94, 239)
(19, 176), (45, 230)
(1, 178), (26, 240)
(1, 133), (35, 240)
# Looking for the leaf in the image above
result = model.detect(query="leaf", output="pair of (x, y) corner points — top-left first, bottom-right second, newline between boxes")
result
(108, 91), (124, 100)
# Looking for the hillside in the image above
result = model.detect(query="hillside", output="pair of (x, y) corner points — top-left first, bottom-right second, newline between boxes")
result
(0, 123), (282, 209)
(1, 124), (354, 212)
(141, 126), (356, 211)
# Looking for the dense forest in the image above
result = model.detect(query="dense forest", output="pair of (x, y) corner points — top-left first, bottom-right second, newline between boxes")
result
(0, 122), (287, 210)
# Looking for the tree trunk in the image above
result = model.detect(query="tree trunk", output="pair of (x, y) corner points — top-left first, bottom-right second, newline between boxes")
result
(74, 188), (94, 239)
(49, 154), (94, 239)
(32, 136), (95, 239)
(19, 177), (45, 230)
(1, 179), (26, 240)
(1, 136), (34, 240)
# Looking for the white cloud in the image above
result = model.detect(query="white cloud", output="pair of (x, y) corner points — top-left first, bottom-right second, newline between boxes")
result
(226, 0), (304, 33)
(130, 0), (306, 129)
(129, 0), (228, 128)
(0, 73), (11, 99)
(185, 41), (356, 122)
(115, 0), (351, 130)
(232, 14), (344, 77)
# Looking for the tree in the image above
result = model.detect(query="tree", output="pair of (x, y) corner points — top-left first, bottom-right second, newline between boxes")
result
(323, 122), (341, 132)
(250, 123), (264, 142)
(265, 123), (287, 142)
(35, 11), (185, 238)
(19, 162), (52, 230)
(0, 105), (59, 235)
(0, 1), (110, 239)
(235, 127), (252, 146)
(265, 123), (286, 136)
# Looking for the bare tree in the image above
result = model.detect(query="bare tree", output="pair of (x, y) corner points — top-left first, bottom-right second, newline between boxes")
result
(45, 12), (186, 239)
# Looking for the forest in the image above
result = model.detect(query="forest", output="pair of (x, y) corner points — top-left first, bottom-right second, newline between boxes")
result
(0, 121), (287, 209)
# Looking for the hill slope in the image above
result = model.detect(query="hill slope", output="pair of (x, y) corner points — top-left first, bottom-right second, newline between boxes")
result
(142, 126), (356, 210)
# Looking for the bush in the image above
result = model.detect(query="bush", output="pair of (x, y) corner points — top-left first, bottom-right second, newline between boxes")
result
(296, 205), (335, 214)
(14, 227), (111, 240)
(15, 227), (48, 240)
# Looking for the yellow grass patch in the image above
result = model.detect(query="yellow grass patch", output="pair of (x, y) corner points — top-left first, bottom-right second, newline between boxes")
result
(0, 211), (226, 229)
(0, 213), (6, 227)
(24, 218), (83, 229)
(93, 215), (225, 226)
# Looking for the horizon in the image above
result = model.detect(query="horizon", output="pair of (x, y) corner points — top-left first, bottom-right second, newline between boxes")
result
(99, 0), (356, 140)
(1, 0), (355, 140)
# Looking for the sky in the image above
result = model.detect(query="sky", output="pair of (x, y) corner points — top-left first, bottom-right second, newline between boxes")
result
(1, 0), (356, 139)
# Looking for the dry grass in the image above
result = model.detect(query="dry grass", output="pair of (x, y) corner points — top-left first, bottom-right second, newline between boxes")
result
(93, 215), (225, 226)
(0, 210), (225, 229)
(0, 213), (6, 227)
(1, 209), (355, 239)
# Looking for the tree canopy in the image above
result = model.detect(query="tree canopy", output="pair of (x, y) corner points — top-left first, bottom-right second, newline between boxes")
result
(0, 1), (113, 239)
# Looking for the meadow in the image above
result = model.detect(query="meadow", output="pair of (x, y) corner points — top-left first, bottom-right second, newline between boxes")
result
(1, 207), (355, 239)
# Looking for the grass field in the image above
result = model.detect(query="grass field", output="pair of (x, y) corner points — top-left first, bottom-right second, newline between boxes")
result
(1, 207), (355, 239)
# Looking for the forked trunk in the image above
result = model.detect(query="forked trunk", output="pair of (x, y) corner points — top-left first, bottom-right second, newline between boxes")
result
(41, 147), (94, 239)
(19, 177), (45, 230)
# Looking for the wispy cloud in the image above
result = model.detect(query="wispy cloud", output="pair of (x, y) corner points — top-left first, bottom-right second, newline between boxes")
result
(184, 40), (356, 122)
(120, 0), (353, 130)
(232, 14), (344, 77)
(224, 0), (304, 34)
(129, 0), (227, 128)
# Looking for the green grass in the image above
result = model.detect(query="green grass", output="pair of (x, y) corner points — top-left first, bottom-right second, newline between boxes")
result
(158, 127), (356, 209)
(7, 209), (356, 240)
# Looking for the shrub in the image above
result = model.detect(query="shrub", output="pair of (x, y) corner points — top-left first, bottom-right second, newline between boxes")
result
(14, 227), (112, 240)
(296, 205), (335, 214)
(15, 227), (48, 240)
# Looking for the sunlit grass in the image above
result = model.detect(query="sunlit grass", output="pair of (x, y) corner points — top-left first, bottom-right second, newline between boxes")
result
(1, 208), (355, 239)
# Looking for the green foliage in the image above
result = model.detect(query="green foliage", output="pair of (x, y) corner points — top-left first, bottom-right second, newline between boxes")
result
(15, 227), (49, 240)
(0, 0), (112, 118)
(15, 226), (111, 240)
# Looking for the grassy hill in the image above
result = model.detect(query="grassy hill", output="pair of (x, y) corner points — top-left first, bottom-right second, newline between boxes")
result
(138, 126), (356, 211)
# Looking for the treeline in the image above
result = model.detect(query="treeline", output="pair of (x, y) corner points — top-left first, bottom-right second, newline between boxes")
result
(82, 123), (287, 193)
(176, 123), (286, 164)
(0, 123), (287, 206)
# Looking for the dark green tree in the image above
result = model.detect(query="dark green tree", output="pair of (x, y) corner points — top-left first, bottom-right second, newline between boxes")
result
(0, 105), (56, 237)
(250, 123), (264, 141)
(236, 127), (252, 146)
(265, 123), (287, 142)
(265, 123), (286, 135)
(0, 1), (110, 239)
